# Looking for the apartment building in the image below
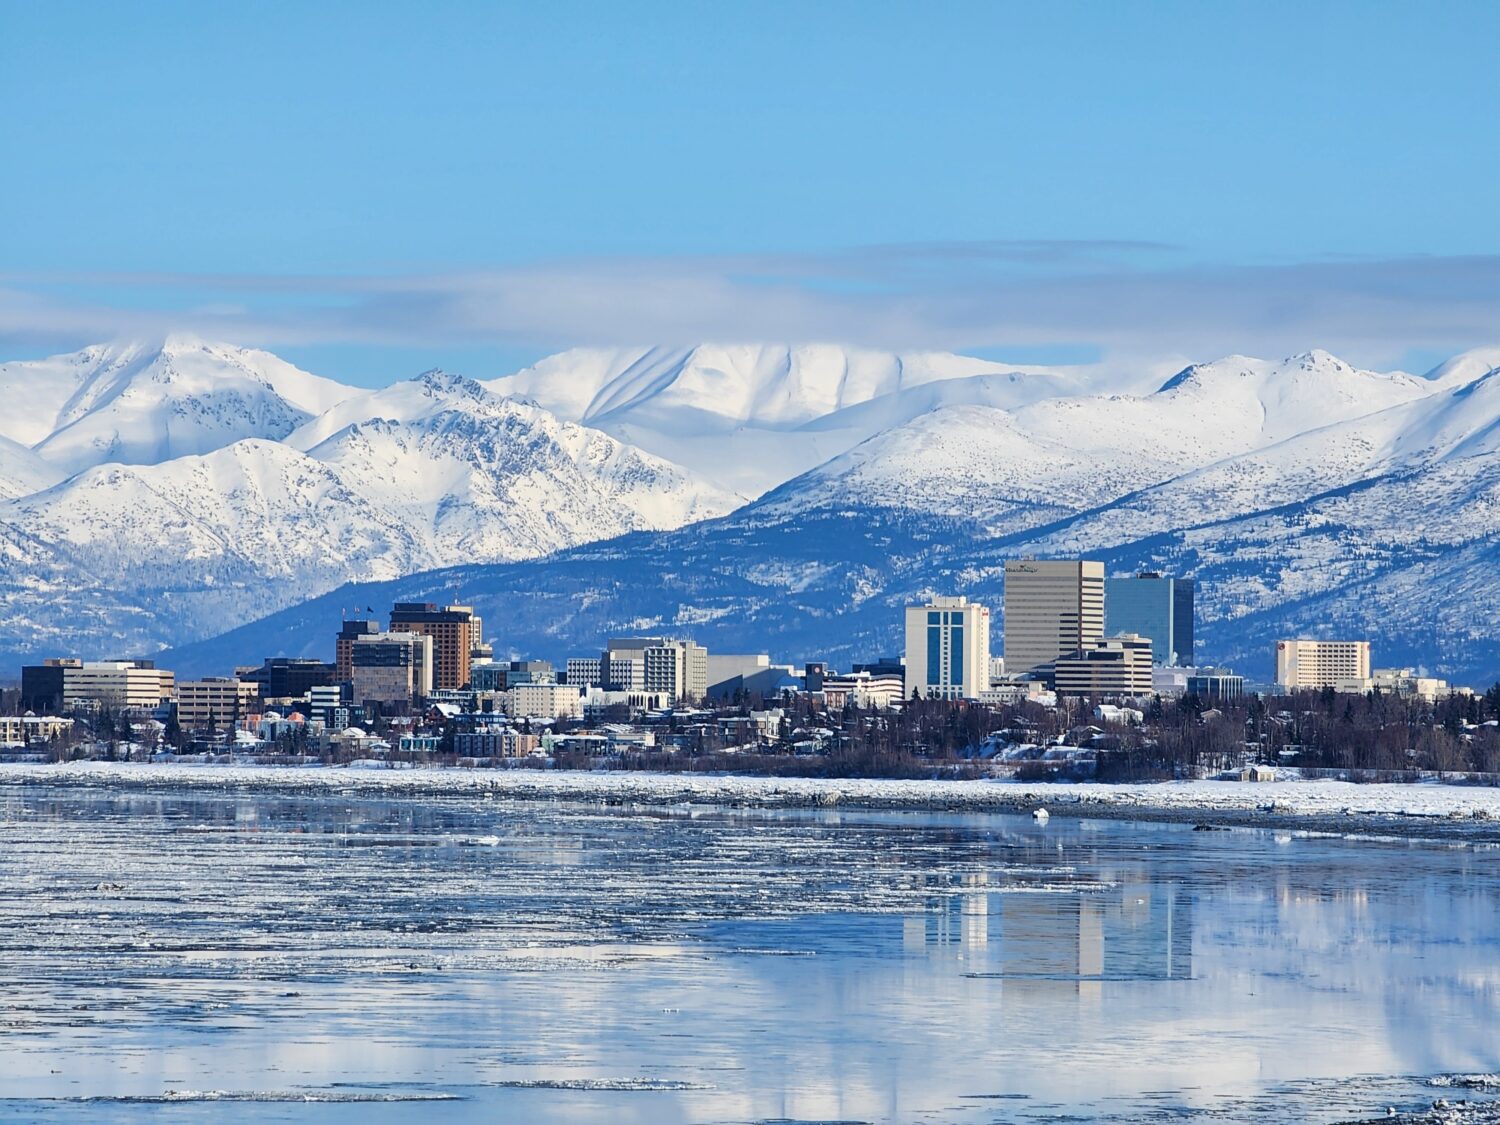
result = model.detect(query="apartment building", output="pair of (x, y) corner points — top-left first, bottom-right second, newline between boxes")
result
(510, 682), (584, 720)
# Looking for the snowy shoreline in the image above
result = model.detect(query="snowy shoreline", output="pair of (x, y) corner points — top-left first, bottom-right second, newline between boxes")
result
(5, 761), (1500, 840)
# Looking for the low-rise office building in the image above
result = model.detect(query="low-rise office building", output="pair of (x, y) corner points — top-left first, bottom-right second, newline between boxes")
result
(177, 678), (260, 732)
(1275, 640), (1371, 690)
(22, 659), (176, 712)
(1053, 634), (1154, 698)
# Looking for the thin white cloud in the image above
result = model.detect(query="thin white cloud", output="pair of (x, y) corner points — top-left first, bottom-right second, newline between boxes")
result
(3, 244), (1499, 375)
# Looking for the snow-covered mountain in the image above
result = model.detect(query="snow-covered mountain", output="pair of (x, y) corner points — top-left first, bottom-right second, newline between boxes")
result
(0, 349), (738, 661)
(0, 336), (358, 475)
(757, 350), (1437, 533)
(0, 435), (63, 501)
(160, 346), (1500, 687)
(484, 344), (1088, 495)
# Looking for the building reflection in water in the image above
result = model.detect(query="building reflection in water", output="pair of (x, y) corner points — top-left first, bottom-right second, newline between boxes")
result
(903, 873), (1193, 996)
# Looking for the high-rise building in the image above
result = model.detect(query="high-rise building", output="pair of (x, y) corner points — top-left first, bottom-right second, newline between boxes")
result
(600, 637), (656, 691)
(1053, 634), (1154, 697)
(599, 637), (707, 704)
(335, 619), (381, 684)
(350, 632), (434, 708)
(903, 596), (992, 700)
(643, 640), (709, 705)
(388, 603), (477, 691)
(1104, 573), (1195, 666)
(1003, 560), (1105, 677)
(1275, 640), (1371, 690)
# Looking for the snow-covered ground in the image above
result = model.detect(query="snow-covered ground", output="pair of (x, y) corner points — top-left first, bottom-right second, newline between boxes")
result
(5, 762), (1500, 829)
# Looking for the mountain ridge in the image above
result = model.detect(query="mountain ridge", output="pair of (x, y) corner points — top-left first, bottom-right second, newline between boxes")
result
(5, 336), (1500, 680)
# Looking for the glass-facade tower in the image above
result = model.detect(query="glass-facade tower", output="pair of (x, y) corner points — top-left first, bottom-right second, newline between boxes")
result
(1103, 573), (1195, 667)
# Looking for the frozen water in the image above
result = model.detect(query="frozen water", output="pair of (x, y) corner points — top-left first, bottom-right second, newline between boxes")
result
(0, 778), (1498, 1123)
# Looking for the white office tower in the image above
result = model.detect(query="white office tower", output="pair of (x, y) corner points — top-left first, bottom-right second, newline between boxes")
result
(1275, 639), (1371, 690)
(903, 596), (992, 700)
(1003, 560), (1105, 677)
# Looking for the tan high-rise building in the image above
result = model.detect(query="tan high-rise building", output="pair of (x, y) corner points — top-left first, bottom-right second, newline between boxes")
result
(1002, 560), (1106, 677)
(388, 603), (477, 690)
(1275, 639), (1370, 690)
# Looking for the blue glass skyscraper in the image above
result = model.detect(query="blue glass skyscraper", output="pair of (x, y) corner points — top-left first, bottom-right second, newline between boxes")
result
(1104, 573), (1195, 667)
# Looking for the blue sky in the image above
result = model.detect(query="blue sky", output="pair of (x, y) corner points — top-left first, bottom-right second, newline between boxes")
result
(4, 0), (1500, 385)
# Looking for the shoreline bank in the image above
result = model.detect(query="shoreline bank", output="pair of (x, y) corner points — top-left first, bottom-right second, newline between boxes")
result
(6, 761), (1500, 843)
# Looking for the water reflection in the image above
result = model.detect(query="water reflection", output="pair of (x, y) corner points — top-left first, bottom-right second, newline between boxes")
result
(0, 785), (1497, 1124)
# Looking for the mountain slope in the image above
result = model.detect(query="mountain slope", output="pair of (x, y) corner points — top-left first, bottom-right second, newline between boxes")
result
(0, 435), (63, 501)
(0, 369), (737, 661)
(758, 351), (1437, 534)
(484, 344), (1085, 495)
(2, 336), (357, 474)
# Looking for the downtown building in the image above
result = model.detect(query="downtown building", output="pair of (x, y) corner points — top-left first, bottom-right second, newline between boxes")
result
(1275, 639), (1371, 690)
(176, 677), (260, 733)
(903, 596), (991, 700)
(21, 659), (175, 713)
(350, 631), (434, 710)
(1104, 572), (1195, 666)
(601, 637), (708, 705)
(1053, 634), (1154, 698)
(1002, 560), (1106, 679)
(388, 603), (481, 691)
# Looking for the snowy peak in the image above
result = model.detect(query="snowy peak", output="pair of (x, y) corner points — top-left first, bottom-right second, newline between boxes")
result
(2, 338), (359, 474)
(285, 366), (558, 452)
(1153, 351), (1429, 442)
(485, 343), (1068, 431)
(482, 343), (1082, 495)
